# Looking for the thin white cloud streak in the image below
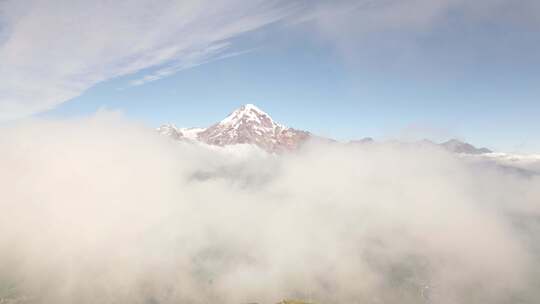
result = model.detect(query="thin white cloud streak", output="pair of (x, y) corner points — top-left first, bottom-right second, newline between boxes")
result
(302, 0), (540, 41)
(0, 0), (297, 120)
(1, 0), (539, 121)
(1, 113), (539, 303)
(297, 0), (540, 69)
(128, 44), (256, 87)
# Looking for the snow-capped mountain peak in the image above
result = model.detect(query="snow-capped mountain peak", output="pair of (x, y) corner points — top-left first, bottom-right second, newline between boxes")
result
(158, 104), (508, 157)
(158, 104), (310, 153)
(218, 104), (285, 131)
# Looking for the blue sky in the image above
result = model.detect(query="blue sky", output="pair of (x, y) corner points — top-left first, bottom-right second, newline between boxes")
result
(1, 0), (539, 152)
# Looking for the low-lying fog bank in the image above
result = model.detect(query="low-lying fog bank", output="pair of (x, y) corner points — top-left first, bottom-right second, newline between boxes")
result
(1, 113), (539, 304)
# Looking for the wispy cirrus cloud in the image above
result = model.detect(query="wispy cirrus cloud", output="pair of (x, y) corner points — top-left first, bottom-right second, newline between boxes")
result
(0, 0), (299, 120)
(299, 0), (540, 69)
(128, 43), (256, 87)
(1, 0), (538, 121)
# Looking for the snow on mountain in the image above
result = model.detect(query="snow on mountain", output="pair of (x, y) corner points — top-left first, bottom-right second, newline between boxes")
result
(481, 152), (540, 172)
(158, 105), (507, 157)
(455, 152), (540, 176)
(158, 104), (311, 153)
(157, 125), (205, 141)
(483, 152), (540, 162)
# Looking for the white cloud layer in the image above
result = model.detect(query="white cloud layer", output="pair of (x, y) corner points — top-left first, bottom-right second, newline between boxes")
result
(1, 113), (539, 303)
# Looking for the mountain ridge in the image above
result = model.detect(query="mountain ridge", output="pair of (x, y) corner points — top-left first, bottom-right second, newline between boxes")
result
(158, 104), (493, 154)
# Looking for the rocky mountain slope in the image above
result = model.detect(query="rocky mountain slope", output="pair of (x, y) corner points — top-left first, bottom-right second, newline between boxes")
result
(440, 139), (492, 154)
(158, 104), (494, 156)
(158, 104), (311, 153)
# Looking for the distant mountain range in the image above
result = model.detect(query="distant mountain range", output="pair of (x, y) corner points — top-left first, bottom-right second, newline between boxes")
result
(158, 104), (493, 154)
